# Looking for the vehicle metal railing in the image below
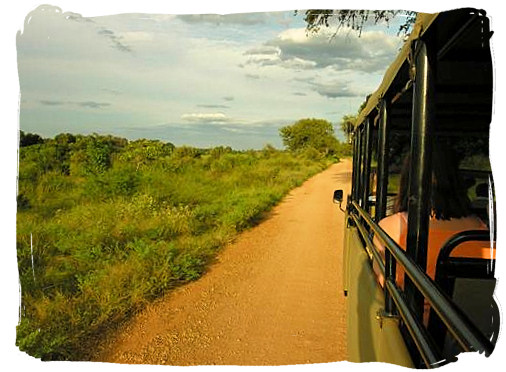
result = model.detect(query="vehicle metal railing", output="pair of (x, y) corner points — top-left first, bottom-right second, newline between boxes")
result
(350, 201), (495, 367)
(349, 211), (442, 367)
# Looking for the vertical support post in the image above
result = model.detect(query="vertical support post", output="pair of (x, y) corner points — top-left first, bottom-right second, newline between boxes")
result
(375, 101), (390, 222)
(354, 127), (364, 203)
(405, 39), (436, 321)
(362, 118), (373, 212)
(358, 127), (364, 207)
(351, 133), (358, 202)
(376, 99), (395, 315)
(359, 126), (367, 207)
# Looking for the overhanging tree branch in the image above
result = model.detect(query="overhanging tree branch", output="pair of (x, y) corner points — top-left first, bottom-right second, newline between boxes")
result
(297, 9), (417, 37)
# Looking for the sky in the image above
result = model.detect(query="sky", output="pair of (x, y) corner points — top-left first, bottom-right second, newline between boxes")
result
(16, 5), (408, 149)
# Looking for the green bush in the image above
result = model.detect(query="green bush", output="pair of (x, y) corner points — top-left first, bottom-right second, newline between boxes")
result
(16, 132), (335, 360)
(84, 139), (112, 175)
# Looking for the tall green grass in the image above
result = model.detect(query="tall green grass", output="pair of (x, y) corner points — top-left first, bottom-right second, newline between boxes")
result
(16, 135), (336, 360)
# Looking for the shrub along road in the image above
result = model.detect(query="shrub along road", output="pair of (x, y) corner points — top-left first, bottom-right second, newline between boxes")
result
(93, 159), (352, 365)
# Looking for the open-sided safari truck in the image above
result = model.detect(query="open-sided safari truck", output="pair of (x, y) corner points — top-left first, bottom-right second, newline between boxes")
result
(333, 8), (499, 368)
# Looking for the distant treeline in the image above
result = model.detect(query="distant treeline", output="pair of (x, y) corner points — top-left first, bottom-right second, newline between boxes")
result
(16, 130), (344, 360)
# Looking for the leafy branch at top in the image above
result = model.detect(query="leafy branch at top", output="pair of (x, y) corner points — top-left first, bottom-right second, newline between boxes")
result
(297, 10), (417, 37)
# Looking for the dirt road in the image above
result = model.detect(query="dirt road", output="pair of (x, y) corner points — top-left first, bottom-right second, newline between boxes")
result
(93, 159), (352, 365)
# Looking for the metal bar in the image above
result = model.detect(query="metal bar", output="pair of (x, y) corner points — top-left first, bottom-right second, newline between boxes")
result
(353, 130), (362, 202)
(405, 39), (436, 322)
(362, 118), (373, 211)
(375, 100), (390, 222)
(390, 80), (414, 106)
(354, 204), (441, 367)
(351, 134), (358, 200)
(489, 174), (497, 242)
(353, 130), (360, 202)
(439, 259), (494, 279)
(437, 12), (480, 60)
(436, 230), (494, 278)
(358, 126), (365, 207)
(385, 280), (442, 368)
(352, 201), (495, 355)
(376, 99), (396, 315)
(438, 230), (492, 263)
(356, 127), (364, 206)
(356, 205), (441, 367)
(350, 212), (386, 276)
(383, 130), (489, 138)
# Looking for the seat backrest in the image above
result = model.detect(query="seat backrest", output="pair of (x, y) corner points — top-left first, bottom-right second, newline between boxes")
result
(394, 224), (492, 288)
(440, 277), (499, 358)
(429, 230), (498, 358)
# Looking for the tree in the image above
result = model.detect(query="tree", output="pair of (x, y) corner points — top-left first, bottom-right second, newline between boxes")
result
(19, 131), (44, 147)
(279, 118), (339, 156)
(54, 133), (76, 145)
(339, 115), (356, 144)
(120, 139), (175, 170)
(84, 137), (112, 175)
(299, 10), (417, 37)
(338, 96), (370, 144)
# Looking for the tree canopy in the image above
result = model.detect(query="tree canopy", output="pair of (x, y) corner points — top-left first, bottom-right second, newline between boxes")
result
(19, 130), (44, 147)
(279, 118), (340, 156)
(339, 115), (356, 144)
(299, 9), (417, 37)
(338, 97), (370, 144)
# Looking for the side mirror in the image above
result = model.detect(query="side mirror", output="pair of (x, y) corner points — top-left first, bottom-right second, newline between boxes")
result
(333, 189), (345, 212)
(333, 189), (343, 203)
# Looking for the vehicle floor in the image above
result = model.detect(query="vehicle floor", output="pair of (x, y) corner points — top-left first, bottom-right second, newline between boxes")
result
(92, 159), (352, 365)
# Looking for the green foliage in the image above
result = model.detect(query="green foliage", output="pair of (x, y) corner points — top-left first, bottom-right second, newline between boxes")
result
(18, 141), (72, 179)
(119, 139), (174, 170)
(84, 138), (112, 175)
(84, 165), (140, 199)
(209, 145), (233, 159)
(300, 146), (323, 161)
(17, 193), (30, 211)
(20, 130), (44, 147)
(172, 145), (202, 159)
(16, 131), (334, 360)
(54, 133), (77, 145)
(300, 10), (417, 37)
(339, 114), (356, 144)
(279, 118), (343, 157)
(261, 144), (277, 156)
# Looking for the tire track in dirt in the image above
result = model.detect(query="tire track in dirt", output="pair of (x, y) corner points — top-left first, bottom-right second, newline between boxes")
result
(92, 159), (352, 365)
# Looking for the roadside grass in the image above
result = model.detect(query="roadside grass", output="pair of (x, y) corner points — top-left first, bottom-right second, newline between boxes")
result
(16, 137), (336, 360)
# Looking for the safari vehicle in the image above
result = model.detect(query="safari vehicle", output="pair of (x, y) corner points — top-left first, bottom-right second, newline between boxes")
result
(333, 8), (499, 368)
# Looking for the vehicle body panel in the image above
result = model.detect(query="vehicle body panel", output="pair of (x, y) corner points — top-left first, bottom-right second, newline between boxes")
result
(344, 224), (414, 367)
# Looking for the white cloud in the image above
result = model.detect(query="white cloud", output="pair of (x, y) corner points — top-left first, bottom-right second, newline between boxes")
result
(181, 112), (232, 124)
(177, 13), (266, 25)
(244, 46), (279, 55)
(308, 80), (367, 98)
(281, 57), (317, 70)
(246, 26), (401, 73)
(276, 27), (310, 43)
(118, 31), (154, 43)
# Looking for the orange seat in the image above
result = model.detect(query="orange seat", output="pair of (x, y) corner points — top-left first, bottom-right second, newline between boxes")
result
(375, 212), (493, 326)
(395, 223), (493, 289)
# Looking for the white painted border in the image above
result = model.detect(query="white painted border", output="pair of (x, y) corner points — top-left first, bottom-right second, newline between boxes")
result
(2, 1), (504, 371)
